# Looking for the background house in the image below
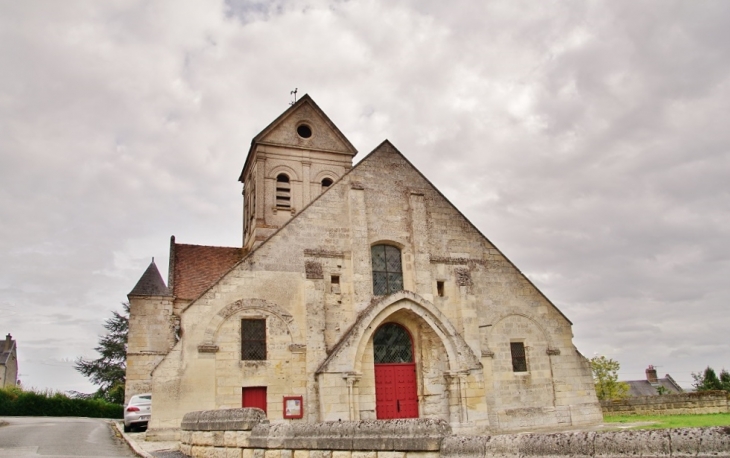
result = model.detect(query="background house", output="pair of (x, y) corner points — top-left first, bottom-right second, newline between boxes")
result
(0, 334), (18, 388)
(625, 365), (683, 396)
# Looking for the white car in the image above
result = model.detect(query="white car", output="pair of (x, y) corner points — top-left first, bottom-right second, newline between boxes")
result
(123, 393), (151, 432)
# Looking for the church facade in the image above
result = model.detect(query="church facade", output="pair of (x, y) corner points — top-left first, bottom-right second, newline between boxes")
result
(126, 95), (602, 439)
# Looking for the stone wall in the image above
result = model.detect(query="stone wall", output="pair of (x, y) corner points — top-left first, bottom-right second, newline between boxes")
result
(601, 391), (729, 416)
(180, 408), (730, 458)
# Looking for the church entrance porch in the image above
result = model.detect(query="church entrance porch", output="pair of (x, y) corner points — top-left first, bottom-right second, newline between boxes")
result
(373, 323), (418, 419)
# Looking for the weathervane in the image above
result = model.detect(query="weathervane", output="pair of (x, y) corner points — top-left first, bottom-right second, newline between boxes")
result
(290, 88), (298, 105)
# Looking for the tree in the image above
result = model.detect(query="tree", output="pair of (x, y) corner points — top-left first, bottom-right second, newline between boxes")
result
(692, 366), (730, 392)
(590, 356), (629, 400)
(74, 303), (129, 404)
(715, 368), (728, 390)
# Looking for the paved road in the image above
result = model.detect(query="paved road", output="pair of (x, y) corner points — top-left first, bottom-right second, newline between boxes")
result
(0, 416), (136, 457)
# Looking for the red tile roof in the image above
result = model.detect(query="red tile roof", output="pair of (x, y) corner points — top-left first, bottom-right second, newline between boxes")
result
(172, 243), (246, 301)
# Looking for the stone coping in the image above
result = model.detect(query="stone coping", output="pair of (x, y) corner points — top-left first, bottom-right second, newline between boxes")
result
(181, 408), (268, 431)
(180, 409), (730, 456)
(250, 418), (450, 451)
(182, 409), (450, 451)
(441, 427), (730, 457)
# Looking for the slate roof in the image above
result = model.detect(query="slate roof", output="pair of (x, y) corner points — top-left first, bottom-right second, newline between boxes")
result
(171, 243), (246, 301)
(626, 375), (684, 397)
(129, 260), (170, 296)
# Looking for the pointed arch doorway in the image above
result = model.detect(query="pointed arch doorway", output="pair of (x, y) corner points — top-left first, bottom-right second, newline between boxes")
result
(373, 323), (419, 419)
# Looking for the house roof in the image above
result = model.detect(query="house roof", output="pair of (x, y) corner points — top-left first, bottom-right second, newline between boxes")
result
(128, 260), (169, 296)
(625, 375), (684, 396)
(171, 243), (246, 301)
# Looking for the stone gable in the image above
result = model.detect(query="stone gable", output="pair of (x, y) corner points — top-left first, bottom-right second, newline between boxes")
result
(128, 97), (602, 440)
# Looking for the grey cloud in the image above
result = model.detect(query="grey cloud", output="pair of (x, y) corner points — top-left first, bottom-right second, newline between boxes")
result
(1, 0), (728, 391)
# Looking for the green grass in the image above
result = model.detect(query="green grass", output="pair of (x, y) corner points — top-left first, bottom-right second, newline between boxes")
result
(604, 413), (730, 429)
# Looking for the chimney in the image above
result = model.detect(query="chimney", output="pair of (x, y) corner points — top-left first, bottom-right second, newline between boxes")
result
(4, 334), (11, 352)
(646, 365), (658, 383)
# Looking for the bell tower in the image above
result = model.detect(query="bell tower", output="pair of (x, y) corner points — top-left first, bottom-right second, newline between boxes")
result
(239, 95), (357, 250)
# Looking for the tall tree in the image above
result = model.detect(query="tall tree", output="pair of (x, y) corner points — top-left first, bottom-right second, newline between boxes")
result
(74, 303), (129, 404)
(590, 356), (630, 400)
(692, 366), (730, 392)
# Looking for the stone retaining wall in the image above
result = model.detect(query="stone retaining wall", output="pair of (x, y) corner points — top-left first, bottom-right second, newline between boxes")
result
(601, 391), (729, 416)
(180, 408), (730, 458)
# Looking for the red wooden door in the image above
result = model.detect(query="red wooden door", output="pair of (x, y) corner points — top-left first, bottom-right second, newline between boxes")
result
(375, 363), (418, 419)
(242, 386), (267, 413)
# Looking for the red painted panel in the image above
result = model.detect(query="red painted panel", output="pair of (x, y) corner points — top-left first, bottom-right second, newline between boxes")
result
(375, 363), (418, 419)
(242, 386), (267, 413)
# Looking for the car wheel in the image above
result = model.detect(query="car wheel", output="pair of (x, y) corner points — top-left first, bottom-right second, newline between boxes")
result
(123, 424), (131, 433)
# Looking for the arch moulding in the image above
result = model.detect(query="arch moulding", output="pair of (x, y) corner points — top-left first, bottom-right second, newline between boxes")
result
(488, 311), (559, 353)
(201, 298), (302, 346)
(316, 290), (482, 375)
(268, 165), (301, 182)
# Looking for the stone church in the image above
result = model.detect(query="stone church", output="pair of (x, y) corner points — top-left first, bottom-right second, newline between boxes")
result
(126, 95), (602, 440)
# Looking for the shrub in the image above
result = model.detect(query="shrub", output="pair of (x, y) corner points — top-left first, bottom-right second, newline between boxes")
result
(0, 387), (123, 418)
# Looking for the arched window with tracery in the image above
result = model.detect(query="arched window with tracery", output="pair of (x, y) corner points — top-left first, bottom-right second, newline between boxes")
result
(276, 174), (291, 208)
(371, 244), (403, 295)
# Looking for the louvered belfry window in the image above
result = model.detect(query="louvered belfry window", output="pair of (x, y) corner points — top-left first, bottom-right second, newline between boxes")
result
(510, 342), (527, 372)
(276, 174), (291, 208)
(241, 319), (266, 360)
(371, 245), (403, 295)
(373, 323), (413, 364)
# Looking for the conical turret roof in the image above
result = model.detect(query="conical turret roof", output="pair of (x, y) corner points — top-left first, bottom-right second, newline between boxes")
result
(128, 259), (169, 296)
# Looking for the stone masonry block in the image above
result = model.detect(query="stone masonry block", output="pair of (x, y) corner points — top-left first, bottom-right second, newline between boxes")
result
(442, 435), (490, 458)
(310, 451), (332, 458)
(594, 430), (669, 457)
(226, 449), (243, 458)
(377, 453), (404, 458)
(190, 445), (207, 458)
(180, 443), (192, 456)
(224, 431), (238, 447)
(670, 428), (704, 457)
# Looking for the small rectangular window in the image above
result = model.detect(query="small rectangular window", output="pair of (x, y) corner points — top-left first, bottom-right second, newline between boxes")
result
(510, 342), (527, 372)
(437, 281), (444, 297)
(242, 319), (266, 360)
(331, 275), (340, 284)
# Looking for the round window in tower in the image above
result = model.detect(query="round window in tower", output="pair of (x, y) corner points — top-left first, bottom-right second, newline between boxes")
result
(297, 124), (312, 138)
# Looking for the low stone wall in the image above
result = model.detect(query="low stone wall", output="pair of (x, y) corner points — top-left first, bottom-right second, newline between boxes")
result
(180, 408), (730, 458)
(601, 391), (729, 416)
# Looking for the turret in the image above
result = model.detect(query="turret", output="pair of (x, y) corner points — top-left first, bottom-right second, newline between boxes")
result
(125, 259), (174, 402)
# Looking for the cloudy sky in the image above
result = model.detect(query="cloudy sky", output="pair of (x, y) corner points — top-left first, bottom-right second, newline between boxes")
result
(1, 0), (729, 394)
